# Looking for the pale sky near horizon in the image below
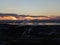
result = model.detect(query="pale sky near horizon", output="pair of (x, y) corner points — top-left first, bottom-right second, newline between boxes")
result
(0, 0), (60, 16)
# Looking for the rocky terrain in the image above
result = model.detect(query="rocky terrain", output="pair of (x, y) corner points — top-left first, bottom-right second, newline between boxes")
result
(0, 24), (60, 45)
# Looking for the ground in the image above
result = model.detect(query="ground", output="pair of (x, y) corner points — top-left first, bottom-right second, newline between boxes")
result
(0, 24), (60, 45)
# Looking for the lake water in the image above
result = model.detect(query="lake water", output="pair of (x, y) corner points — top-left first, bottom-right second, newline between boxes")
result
(9, 23), (60, 25)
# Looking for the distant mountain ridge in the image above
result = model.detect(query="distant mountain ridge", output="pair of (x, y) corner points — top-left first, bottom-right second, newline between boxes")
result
(0, 13), (57, 17)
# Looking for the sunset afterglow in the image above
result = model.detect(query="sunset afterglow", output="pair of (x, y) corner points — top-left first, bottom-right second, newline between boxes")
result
(0, 0), (60, 16)
(0, 15), (59, 20)
(0, 16), (17, 20)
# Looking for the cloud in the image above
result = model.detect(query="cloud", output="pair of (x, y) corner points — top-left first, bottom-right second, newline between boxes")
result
(0, 16), (17, 20)
(0, 13), (60, 20)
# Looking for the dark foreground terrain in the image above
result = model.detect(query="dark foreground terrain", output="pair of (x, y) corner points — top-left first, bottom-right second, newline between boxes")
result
(0, 24), (60, 45)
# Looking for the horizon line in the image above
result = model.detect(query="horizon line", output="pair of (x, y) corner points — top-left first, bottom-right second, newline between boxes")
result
(0, 13), (60, 16)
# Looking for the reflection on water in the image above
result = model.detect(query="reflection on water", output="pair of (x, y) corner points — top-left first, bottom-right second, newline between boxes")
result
(9, 23), (60, 25)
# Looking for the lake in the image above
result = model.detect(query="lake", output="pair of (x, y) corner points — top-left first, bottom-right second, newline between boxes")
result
(9, 22), (60, 25)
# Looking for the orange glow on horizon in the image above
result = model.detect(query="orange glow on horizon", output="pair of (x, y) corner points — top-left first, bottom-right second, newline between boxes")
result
(0, 15), (58, 20)
(24, 16), (35, 20)
(0, 16), (17, 20)
(37, 17), (50, 20)
(47, 16), (57, 19)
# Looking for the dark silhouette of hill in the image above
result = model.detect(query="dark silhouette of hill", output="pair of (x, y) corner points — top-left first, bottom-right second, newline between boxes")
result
(0, 13), (17, 16)
(0, 13), (19, 18)
(0, 13), (46, 17)
(0, 24), (60, 45)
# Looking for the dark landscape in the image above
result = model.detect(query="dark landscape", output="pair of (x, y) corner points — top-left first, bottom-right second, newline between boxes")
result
(0, 0), (60, 45)
(0, 24), (60, 45)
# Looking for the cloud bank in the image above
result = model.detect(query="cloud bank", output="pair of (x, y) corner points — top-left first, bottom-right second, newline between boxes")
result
(0, 13), (60, 20)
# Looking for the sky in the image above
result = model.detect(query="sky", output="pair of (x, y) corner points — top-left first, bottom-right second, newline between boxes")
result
(0, 0), (60, 16)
